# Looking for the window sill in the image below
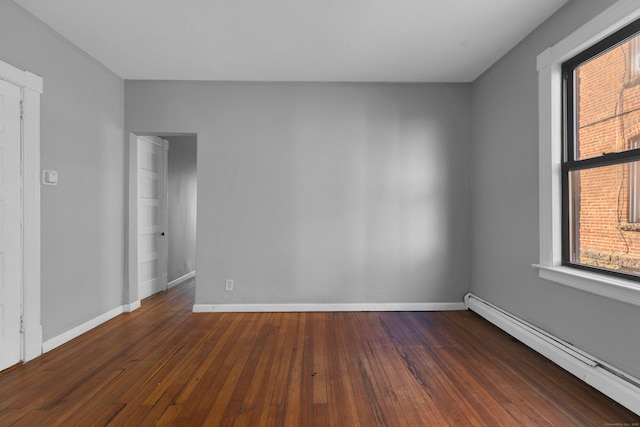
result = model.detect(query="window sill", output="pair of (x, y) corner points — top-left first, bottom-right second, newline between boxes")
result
(533, 264), (640, 308)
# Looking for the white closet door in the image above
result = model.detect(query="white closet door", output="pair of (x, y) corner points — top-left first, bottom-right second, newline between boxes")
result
(0, 78), (22, 371)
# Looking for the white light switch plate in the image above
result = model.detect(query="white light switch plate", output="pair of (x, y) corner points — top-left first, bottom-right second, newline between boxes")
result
(42, 170), (58, 186)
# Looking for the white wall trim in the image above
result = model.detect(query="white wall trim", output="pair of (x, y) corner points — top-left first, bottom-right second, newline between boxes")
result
(0, 60), (29, 88)
(193, 302), (466, 313)
(22, 77), (43, 362)
(536, 0), (640, 303)
(534, 265), (640, 308)
(42, 305), (125, 353)
(537, 1), (640, 73)
(0, 59), (43, 363)
(168, 270), (196, 288)
(123, 300), (141, 313)
(124, 133), (139, 307)
(465, 293), (640, 416)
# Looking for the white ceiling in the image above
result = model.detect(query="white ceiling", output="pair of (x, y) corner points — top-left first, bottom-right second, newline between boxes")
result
(14, 0), (570, 82)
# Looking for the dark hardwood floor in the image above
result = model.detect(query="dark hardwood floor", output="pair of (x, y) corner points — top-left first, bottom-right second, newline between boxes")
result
(0, 279), (637, 426)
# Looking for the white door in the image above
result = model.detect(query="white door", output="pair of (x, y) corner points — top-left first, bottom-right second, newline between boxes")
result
(138, 136), (168, 300)
(0, 79), (22, 371)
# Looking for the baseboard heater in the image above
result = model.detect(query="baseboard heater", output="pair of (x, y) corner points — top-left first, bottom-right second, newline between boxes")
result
(464, 293), (640, 416)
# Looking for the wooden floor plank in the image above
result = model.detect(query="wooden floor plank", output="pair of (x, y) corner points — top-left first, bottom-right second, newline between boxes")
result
(325, 313), (361, 427)
(268, 313), (298, 408)
(212, 314), (275, 425)
(365, 314), (442, 427)
(0, 279), (637, 426)
(154, 404), (183, 427)
(89, 404), (126, 427)
(334, 312), (383, 426)
(232, 313), (286, 426)
(173, 314), (256, 425)
(281, 312), (308, 426)
(348, 312), (412, 426)
(312, 313), (328, 408)
(0, 409), (28, 426)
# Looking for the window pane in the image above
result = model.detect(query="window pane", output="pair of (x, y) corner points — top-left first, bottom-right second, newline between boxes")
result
(569, 162), (640, 275)
(575, 34), (640, 160)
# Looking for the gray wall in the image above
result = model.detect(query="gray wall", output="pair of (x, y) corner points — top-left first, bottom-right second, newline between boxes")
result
(470, 0), (640, 379)
(166, 135), (197, 282)
(0, 2), (125, 340)
(125, 82), (471, 305)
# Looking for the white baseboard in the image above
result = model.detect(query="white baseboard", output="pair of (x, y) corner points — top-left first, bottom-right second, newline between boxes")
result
(168, 270), (196, 288)
(465, 293), (640, 416)
(22, 324), (43, 362)
(123, 300), (141, 312)
(193, 301), (466, 313)
(42, 305), (124, 353)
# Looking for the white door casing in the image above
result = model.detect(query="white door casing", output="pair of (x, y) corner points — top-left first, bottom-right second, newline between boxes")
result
(0, 58), (42, 367)
(137, 135), (168, 300)
(0, 78), (22, 371)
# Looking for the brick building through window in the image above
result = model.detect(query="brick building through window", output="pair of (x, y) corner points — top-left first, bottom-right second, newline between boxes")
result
(572, 33), (640, 273)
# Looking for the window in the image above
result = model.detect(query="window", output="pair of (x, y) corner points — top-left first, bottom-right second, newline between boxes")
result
(629, 136), (640, 223)
(536, 0), (640, 308)
(562, 19), (640, 279)
(630, 36), (640, 82)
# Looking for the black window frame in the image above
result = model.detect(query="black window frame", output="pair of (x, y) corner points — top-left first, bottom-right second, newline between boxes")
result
(562, 18), (640, 281)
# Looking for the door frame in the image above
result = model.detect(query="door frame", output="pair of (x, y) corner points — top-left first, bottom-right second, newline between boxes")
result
(0, 59), (43, 362)
(124, 133), (168, 310)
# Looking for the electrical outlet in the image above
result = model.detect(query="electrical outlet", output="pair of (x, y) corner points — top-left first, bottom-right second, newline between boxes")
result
(225, 279), (234, 291)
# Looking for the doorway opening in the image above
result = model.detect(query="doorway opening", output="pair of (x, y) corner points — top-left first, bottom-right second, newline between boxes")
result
(126, 133), (197, 309)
